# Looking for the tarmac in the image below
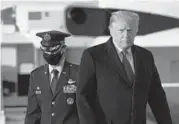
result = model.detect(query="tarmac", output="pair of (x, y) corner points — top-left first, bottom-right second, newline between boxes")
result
(4, 87), (179, 124)
(4, 107), (156, 124)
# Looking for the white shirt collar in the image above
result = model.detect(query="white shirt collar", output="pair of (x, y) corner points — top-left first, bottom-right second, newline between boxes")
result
(49, 56), (65, 74)
(113, 40), (132, 55)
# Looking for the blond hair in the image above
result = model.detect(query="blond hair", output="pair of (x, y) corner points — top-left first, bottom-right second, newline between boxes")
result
(109, 10), (139, 30)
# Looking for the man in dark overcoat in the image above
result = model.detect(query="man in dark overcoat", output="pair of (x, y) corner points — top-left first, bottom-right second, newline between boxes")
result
(76, 11), (172, 124)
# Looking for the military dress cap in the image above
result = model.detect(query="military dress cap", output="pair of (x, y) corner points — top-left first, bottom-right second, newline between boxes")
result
(36, 30), (71, 47)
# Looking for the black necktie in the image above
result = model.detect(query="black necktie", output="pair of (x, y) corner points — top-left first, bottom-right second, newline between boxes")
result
(51, 69), (59, 94)
(122, 51), (135, 84)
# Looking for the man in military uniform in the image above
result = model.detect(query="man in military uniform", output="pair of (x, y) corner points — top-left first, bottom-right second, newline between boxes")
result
(25, 30), (79, 124)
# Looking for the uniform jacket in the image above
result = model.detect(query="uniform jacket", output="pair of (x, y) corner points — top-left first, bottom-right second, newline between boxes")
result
(25, 61), (79, 124)
(76, 38), (172, 124)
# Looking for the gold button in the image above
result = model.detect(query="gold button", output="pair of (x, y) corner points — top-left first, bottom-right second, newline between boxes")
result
(52, 101), (55, 105)
(51, 113), (55, 116)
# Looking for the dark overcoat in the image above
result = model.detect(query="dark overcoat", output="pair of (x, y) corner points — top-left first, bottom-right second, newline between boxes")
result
(77, 38), (172, 124)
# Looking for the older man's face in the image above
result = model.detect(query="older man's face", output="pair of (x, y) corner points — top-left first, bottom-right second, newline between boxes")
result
(109, 18), (138, 50)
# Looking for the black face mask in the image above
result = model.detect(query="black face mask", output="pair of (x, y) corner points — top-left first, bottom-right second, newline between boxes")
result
(43, 52), (62, 65)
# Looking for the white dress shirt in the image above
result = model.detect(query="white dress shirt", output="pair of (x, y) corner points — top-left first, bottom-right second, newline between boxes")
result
(49, 56), (65, 84)
(113, 42), (135, 74)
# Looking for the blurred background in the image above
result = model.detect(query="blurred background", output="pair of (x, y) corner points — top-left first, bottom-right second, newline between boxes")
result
(0, 0), (179, 124)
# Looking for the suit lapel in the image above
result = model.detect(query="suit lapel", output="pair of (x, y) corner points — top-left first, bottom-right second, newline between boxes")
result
(43, 64), (53, 97)
(131, 45), (142, 81)
(105, 38), (131, 86)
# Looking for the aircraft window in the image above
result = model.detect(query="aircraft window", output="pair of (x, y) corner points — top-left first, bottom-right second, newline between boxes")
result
(28, 12), (42, 20)
(45, 12), (49, 17)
